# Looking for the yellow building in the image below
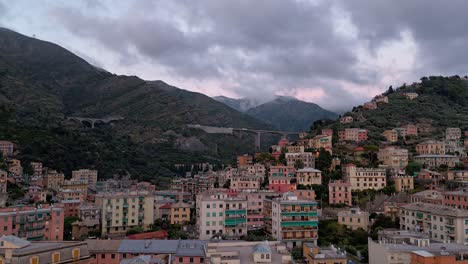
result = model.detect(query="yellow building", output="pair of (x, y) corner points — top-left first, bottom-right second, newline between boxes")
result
(303, 243), (347, 264)
(170, 201), (192, 224)
(338, 208), (369, 231)
(394, 175), (414, 192)
(382, 129), (398, 142)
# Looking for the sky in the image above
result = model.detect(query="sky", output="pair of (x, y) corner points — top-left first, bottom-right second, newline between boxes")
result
(1, 0), (467, 112)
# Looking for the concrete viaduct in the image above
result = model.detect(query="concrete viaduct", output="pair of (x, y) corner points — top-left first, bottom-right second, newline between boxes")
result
(67, 116), (124, 128)
(187, 124), (302, 150)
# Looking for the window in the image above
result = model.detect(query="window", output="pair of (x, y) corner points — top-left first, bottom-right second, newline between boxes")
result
(111, 254), (115, 259)
(179, 257), (183, 262)
(190, 257), (194, 263)
(30, 256), (39, 264)
(266, 254), (270, 259)
(72, 248), (80, 261)
(101, 254), (106, 259)
(52, 252), (60, 264)
(219, 212), (223, 217)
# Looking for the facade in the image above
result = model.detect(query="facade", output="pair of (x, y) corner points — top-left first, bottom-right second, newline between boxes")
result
(411, 190), (443, 205)
(0, 236), (90, 264)
(95, 191), (155, 237)
(0, 140), (14, 157)
(78, 204), (101, 221)
(287, 145), (304, 153)
(268, 176), (296, 193)
(339, 116), (353, 124)
(311, 135), (333, 153)
(378, 146), (409, 170)
(337, 208), (369, 231)
(394, 175), (414, 192)
(8, 159), (22, 176)
(237, 154), (253, 166)
(72, 169), (98, 188)
(285, 152), (315, 168)
(328, 180), (352, 206)
(416, 140), (446, 155)
(170, 200), (192, 224)
(230, 175), (262, 191)
(446, 127), (462, 140)
(340, 128), (368, 142)
(59, 199), (81, 218)
(374, 95), (389, 103)
(269, 166), (295, 178)
(404, 92), (419, 100)
(237, 190), (280, 229)
(303, 244), (347, 264)
(43, 170), (65, 190)
(296, 168), (322, 186)
(410, 250), (468, 264)
(383, 129), (399, 142)
(413, 154), (459, 168)
(238, 163), (266, 176)
(321, 129), (333, 137)
(443, 189), (468, 210)
(0, 169), (6, 207)
(400, 124), (419, 137)
(196, 192), (247, 240)
(400, 202), (468, 244)
(0, 205), (64, 241)
(363, 101), (377, 110)
(445, 170), (468, 182)
(343, 164), (387, 191)
(264, 192), (318, 248)
(30, 162), (43, 177)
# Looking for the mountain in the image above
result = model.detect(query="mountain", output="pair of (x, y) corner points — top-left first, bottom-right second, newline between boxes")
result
(245, 96), (338, 132)
(0, 27), (271, 182)
(322, 76), (468, 146)
(213, 96), (264, 112)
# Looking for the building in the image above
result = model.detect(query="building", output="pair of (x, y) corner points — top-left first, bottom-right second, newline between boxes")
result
(416, 140), (446, 155)
(445, 170), (468, 182)
(0, 235), (90, 264)
(237, 154), (253, 166)
(411, 190), (443, 205)
(239, 163), (266, 176)
(296, 168), (322, 186)
(337, 208), (369, 231)
(7, 159), (22, 176)
(410, 250), (468, 264)
(443, 189), (468, 210)
(268, 176), (296, 193)
(59, 199), (81, 217)
(339, 128), (368, 142)
(287, 145), (304, 153)
(285, 152), (315, 168)
(339, 116), (353, 124)
(72, 169), (98, 188)
(416, 169), (442, 189)
(343, 164), (387, 191)
(170, 200), (192, 224)
(368, 229), (468, 264)
(0, 169), (6, 207)
(446, 127), (462, 140)
(237, 190), (280, 229)
(30, 162), (43, 177)
(321, 129), (333, 137)
(60, 189), (87, 202)
(312, 135), (333, 153)
(404, 92), (419, 100)
(72, 219), (100, 240)
(383, 129), (399, 142)
(43, 169), (65, 190)
(374, 95), (389, 103)
(95, 191), (155, 238)
(303, 244), (347, 264)
(400, 202), (468, 244)
(0, 205), (64, 241)
(269, 166), (295, 178)
(264, 192), (318, 248)
(230, 175), (262, 191)
(363, 101), (377, 110)
(328, 180), (352, 206)
(0, 140), (13, 157)
(87, 239), (207, 264)
(413, 154), (459, 168)
(378, 146), (409, 170)
(394, 175), (414, 192)
(400, 124), (419, 137)
(196, 192), (247, 240)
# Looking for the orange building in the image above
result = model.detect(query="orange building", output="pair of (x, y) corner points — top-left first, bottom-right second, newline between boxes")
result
(411, 250), (468, 264)
(237, 154), (253, 166)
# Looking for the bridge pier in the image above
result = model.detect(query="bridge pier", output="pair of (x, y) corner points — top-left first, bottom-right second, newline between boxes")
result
(255, 132), (261, 151)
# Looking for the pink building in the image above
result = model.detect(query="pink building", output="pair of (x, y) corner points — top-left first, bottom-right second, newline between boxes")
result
(58, 199), (81, 218)
(238, 191), (280, 229)
(321, 129), (333, 137)
(0, 205), (64, 241)
(400, 124), (418, 137)
(0, 140), (13, 157)
(269, 165), (295, 178)
(416, 169), (442, 189)
(268, 177), (296, 193)
(278, 137), (290, 149)
(328, 180), (352, 206)
(443, 189), (468, 210)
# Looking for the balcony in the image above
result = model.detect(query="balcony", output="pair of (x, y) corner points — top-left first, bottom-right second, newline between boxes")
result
(281, 211), (317, 217)
(281, 221), (318, 228)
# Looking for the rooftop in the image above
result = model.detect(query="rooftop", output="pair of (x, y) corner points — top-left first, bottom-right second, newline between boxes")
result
(401, 202), (468, 217)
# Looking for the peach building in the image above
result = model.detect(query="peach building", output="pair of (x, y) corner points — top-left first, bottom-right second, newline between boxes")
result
(382, 129), (398, 142)
(377, 146), (409, 170)
(404, 92), (419, 100)
(237, 154), (253, 166)
(0, 205), (64, 241)
(293, 189), (316, 201)
(268, 177), (296, 193)
(72, 169), (98, 188)
(338, 208), (369, 231)
(230, 175), (262, 191)
(296, 168), (322, 186)
(394, 175), (414, 192)
(0, 140), (14, 157)
(411, 190), (443, 205)
(339, 128), (368, 142)
(328, 180), (352, 206)
(237, 190), (280, 228)
(410, 250), (468, 264)
(43, 169), (65, 190)
(343, 164), (387, 191)
(400, 124), (418, 137)
(8, 159), (22, 176)
(363, 101), (377, 110)
(339, 116), (353, 124)
(416, 140), (446, 155)
(285, 152), (315, 168)
(312, 135), (332, 152)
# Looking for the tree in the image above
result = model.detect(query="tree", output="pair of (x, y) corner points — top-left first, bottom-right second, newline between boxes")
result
(316, 148), (332, 172)
(223, 179), (231, 188)
(127, 226), (144, 235)
(64, 216), (80, 240)
(406, 162), (422, 177)
(294, 160), (304, 169)
(23, 162), (34, 176)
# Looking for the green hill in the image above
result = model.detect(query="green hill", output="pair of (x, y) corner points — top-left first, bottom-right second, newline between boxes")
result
(0, 27), (271, 183)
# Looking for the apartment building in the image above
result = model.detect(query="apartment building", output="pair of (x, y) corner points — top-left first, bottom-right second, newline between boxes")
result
(363, 101), (377, 110)
(0, 236), (90, 264)
(8, 159), (22, 176)
(287, 145), (304, 153)
(268, 176), (296, 193)
(416, 140), (446, 155)
(78, 204), (101, 221)
(374, 95), (389, 103)
(383, 129), (399, 142)
(264, 192), (318, 248)
(285, 152), (315, 168)
(339, 116), (353, 124)
(321, 128), (333, 137)
(410, 250), (468, 264)
(378, 146), (409, 170)
(237, 154), (253, 166)
(328, 180), (352, 206)
(404, 92), (419, 100)
(338, 208), (369, 231)
(411, 190), (443, 205)
(196, 192), (247, 240)
(296, 168), (322, 186)
(95, 191), (155, 237)
(72, 169), (98, 188)
(270, 166), (295, 178)
(312, 135), (333, 152)
(169, 200), (193, 224)
(43, 169), (65, 190)
(413, 154), (459, 168)
(343, 164), (387, 191)
(0, 140), (13, 157)
(0, 205), (64, 241)
(443, 189), (468, 210)
(446, 127), (462, 140)
(339, 128), (368, 142)
(400, 202), (468, 244)
(230, 175), (262, 191)
(30, 162), (43, 177)
(445, 170), (468, 182)
(303, 244), (347, 264)
(237, 190), (280, 229)
(238, 163), (266, 176)
(394, 175), (414, 192)
(400, 124), (419, 137)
